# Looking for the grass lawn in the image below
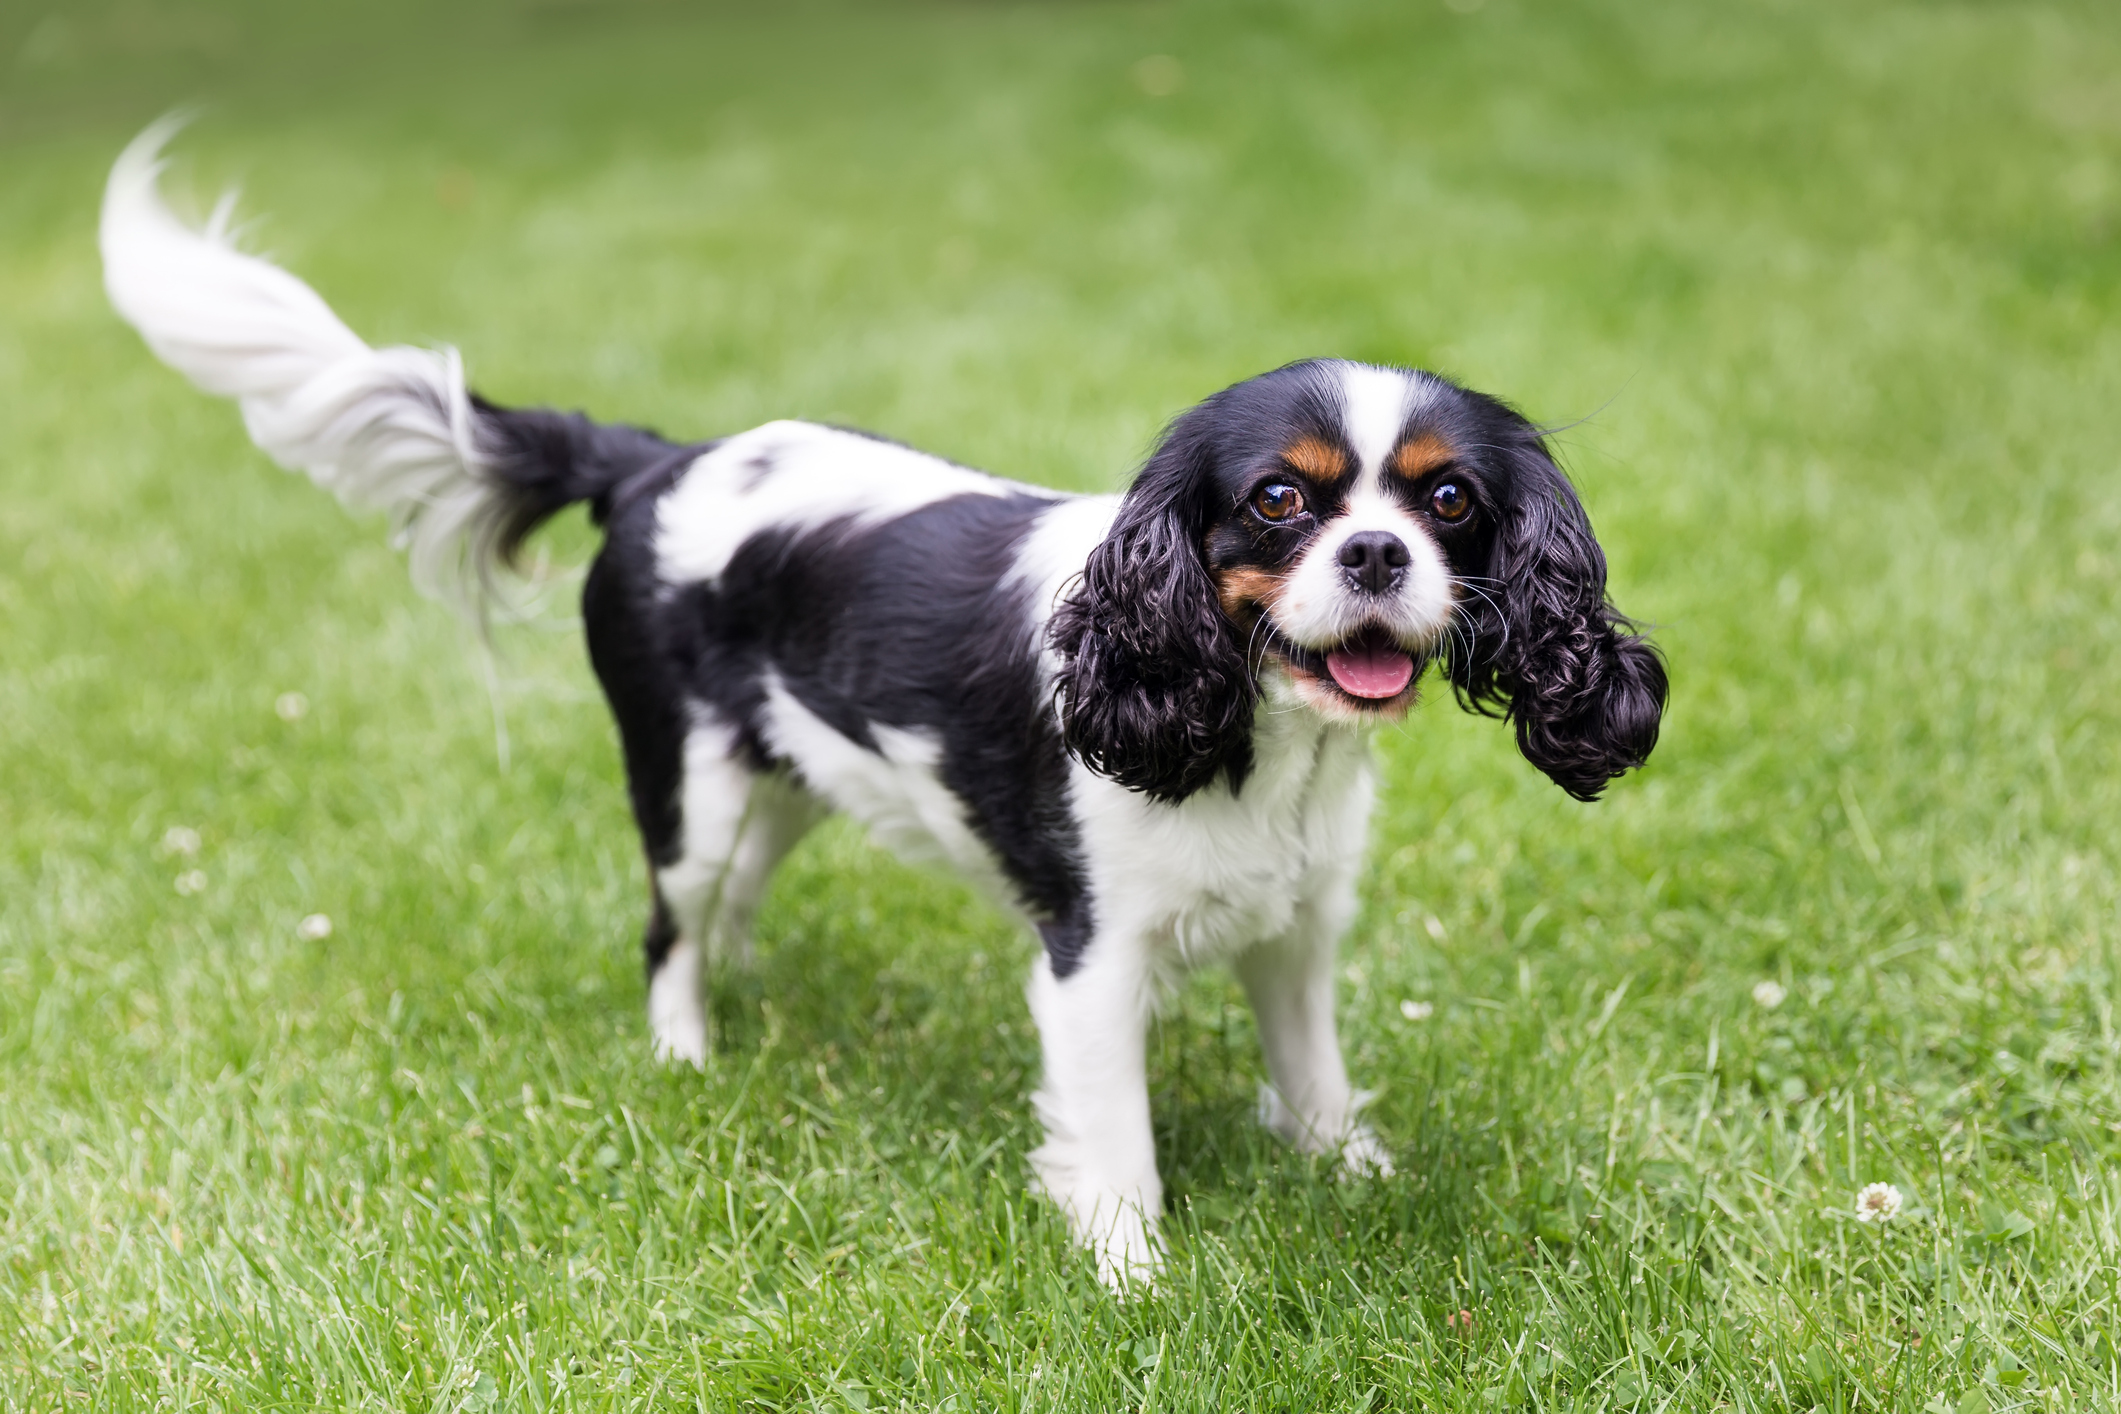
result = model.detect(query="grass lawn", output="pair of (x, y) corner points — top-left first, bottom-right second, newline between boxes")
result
(6, 0), (2121, 1407)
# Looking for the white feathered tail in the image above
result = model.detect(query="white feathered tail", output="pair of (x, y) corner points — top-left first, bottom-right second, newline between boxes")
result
(100, 119), (685, 618)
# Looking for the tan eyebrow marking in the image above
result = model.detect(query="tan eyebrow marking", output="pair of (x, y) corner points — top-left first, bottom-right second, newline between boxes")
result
(1388, 434), (1456, 479)
(1281, 437), (1351, 484)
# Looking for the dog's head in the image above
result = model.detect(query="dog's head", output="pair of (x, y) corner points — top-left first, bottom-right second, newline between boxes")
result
(1050, 359), (1667, 803)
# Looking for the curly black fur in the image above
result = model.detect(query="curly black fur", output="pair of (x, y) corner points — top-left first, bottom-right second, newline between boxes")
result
(1049, 403), (1258, 804)
(1442, 408), (1667, 801)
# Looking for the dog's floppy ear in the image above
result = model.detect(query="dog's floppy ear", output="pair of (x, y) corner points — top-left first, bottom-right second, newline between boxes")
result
(1050, 407), (1256, 803)
(1446, 427), (1667, 801)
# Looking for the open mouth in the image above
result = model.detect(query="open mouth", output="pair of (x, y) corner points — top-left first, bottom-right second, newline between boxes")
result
(1266, 625), (1424, 705)
(1323, 625), (1418, 699)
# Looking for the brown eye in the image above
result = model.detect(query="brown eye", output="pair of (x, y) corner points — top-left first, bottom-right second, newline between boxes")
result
(1429, 481), (1472, 523)
(1252, 483), (1305, 522)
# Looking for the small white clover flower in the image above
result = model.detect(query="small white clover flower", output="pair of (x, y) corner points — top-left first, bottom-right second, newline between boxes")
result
(275, 691), (310, 722)
(161, 826), (201, 857)
(296, 913), (334, 942)
(1854, 1182), (1903, 1223)
(1400, 1000), (1434, 1022)
(1751, 980), (1787, 1009)
(174, 870), (208, 896)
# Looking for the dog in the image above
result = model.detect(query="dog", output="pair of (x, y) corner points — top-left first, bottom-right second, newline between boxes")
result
(100, 122), (1666, 1286)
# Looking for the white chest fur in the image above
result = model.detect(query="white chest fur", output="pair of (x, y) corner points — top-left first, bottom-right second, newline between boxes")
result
(1073, 672), (1377, 967)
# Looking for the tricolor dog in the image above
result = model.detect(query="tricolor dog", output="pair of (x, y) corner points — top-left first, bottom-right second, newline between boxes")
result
(100, 123), (1666, 1285)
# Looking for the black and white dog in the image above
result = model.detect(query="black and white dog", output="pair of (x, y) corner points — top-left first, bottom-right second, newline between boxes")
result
(101, 124), (1665, 1285)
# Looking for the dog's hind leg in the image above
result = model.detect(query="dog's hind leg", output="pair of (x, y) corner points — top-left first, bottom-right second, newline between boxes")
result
(581, 548), (818, 1066)
(646, 726), (820, 1065)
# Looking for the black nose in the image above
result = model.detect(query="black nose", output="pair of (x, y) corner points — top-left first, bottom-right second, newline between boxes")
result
(1337, 531), (1411, 594)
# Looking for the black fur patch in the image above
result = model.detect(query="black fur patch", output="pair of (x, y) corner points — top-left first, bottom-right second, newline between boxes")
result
(473, 398), (688, 565)
(641, 889), (679, 975)
(583, 500), (696, 870)
(607, 490), (1097, 976)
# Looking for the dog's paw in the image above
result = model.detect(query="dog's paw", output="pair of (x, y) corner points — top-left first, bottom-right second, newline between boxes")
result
(651, 1023), (707, 1069)
(1337, 1124), (1395, 1180)
(647, 940), (707, 1068)
(1080, 1196), (1165, 1293)
(1258, 1083), (1394, 1177)
(1029, 1154), (1165, 1292)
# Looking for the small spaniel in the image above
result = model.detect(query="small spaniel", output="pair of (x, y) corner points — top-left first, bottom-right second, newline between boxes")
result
(101, 124), (1666, 1285)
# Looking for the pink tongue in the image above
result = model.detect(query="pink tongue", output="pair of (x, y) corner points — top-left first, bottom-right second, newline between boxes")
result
(1326, 636), (1415, 699)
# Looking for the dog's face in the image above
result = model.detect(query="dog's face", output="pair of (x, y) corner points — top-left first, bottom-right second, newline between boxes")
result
(1052, 359), (1667, 804)
(1193, 363), (1493, 721)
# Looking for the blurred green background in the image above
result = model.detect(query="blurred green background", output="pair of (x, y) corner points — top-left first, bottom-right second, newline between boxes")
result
(5, 1), (2121, 1409)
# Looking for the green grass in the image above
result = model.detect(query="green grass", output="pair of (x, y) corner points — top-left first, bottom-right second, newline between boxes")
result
(5, 0), (2121, 1407)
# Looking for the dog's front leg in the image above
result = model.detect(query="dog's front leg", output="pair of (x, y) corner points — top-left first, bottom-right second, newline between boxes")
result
(1234, 913), (1394, 1178)
(1024, 945), (1162, 1289)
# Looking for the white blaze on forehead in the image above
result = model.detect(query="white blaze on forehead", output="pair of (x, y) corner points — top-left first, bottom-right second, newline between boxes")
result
(1334, 363), (1414, 481)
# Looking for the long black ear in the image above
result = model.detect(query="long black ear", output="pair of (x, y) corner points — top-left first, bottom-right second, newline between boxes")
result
(1447, 430), (1667, 801)
(1049, 410), (1256, 803)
